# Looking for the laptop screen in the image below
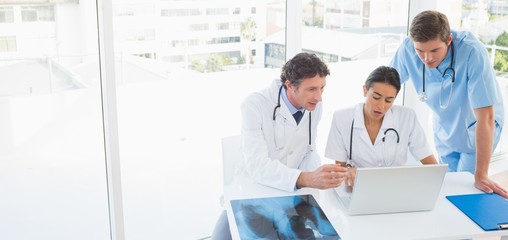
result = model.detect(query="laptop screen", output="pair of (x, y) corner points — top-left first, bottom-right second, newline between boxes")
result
(336, 164), (448, 215)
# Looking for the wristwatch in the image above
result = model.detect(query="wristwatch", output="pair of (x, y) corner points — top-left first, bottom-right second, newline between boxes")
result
(346, 162), (355, 169)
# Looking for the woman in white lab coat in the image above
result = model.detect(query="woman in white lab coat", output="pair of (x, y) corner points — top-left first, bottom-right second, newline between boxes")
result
(325, 66), (437, 187)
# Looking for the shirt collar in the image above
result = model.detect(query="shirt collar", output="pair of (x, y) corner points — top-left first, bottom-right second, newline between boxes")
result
(281, 87), (305, 115)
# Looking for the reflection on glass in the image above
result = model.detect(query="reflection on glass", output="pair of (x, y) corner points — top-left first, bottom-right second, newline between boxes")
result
(0, 1), (109, 239)
(111, 0), (287, 239)
(113, 1), (286, 73)
(297, 0), (409, 64)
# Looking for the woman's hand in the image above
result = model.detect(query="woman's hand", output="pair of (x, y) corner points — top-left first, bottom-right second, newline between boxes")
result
(345, 167), (357, 193)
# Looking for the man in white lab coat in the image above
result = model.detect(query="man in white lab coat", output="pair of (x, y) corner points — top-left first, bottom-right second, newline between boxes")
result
(211, 52), (347, 240)
(238, 52), (347, 191)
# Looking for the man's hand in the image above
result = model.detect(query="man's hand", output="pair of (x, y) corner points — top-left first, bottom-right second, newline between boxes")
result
(297, 164), (347, 189)
(474, 175), (508, 199)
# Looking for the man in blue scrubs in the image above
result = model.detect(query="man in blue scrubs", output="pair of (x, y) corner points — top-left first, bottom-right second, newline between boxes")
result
(390, 10), (507, 198)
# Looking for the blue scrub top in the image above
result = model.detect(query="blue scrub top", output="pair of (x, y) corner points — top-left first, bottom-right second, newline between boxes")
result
(390, 30), (504, 153)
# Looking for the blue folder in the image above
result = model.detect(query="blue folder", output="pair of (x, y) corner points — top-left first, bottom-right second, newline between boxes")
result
(446, 193), (508, 231)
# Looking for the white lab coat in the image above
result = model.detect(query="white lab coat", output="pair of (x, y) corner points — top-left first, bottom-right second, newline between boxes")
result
(237, 79), (322, 192)
(325, 103), (432, 167)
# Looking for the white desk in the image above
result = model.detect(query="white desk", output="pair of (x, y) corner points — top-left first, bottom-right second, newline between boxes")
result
(224, 172), (508, 240)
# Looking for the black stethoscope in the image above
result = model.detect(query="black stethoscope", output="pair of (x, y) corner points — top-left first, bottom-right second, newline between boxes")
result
(347, 119), (400, 167)
(273, 86), (311, 145)
(419, 41), (455, 109)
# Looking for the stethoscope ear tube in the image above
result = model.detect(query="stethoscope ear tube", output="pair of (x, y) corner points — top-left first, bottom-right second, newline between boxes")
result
(349, 119), (400, 164)
(349, 120), (354, 161)
(382, 128), (400, 143)
(272, 85), (312, 145)
(272, 86), (283, 120)
(420, 41), (455, 109)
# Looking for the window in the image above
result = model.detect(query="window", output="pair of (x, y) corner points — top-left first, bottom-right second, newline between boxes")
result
(299, 0), (410, 156)
(189, 23), (208, 31)
(188, 38), (200, 46)
(2, 1), (109, 240)
(15, 2), (508, 240)
(21, 5), (55, 22)
(170, 39), (184, 47)
(208, 36), (240, 44)
(217, 22), (229, 30)
(0, 36), (16, 52)
(206, 8), (228, 15)
(114, 4), (155, 16)
(0, 6), (14, 23)
(122, 28), (156, 41)
(111, 1), (285, 238)
(161, 8), (201, 17)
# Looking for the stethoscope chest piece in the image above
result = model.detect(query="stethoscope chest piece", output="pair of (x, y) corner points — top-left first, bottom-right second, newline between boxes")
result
(418, 92), (428, 102)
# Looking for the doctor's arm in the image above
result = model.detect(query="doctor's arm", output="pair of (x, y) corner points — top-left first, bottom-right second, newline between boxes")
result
(419, 155), (437, 165)
(473, 106), (508, 198)
(294, 105), (348, 189)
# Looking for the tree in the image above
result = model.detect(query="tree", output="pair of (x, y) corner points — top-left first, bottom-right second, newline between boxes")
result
(240, 17), (257, 66)
(310, 0), (317, 25)
(495, 31), (508, 47)
(493, 31), (508, 73)
(189, 59), (205, 73)
(303, 0), (323, 27)
(189, 55), (233, 73)
(494, 51), (508, 72)
(206, 55), (222, 72)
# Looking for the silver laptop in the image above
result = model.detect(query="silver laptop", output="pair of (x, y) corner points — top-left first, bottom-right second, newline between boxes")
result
(334, 164), (448, 215)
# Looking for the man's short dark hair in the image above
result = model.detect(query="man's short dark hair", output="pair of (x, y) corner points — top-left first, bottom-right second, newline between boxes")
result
(410, 10), (450, 43)
(280, 53), (330, 89)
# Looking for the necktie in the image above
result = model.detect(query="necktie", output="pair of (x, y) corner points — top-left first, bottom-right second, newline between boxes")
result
(293, 111), (303, 125)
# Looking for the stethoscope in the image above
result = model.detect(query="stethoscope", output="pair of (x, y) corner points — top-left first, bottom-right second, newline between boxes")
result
(419, 41), (455, 109)
(347, 119), (400, 167)
(273, 86), (311, 145)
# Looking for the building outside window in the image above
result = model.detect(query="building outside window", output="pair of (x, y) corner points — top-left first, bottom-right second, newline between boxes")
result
(1, 1), (507, 239)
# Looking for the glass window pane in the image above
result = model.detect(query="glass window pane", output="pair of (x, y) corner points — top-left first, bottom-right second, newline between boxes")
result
(299, 0), (410, 154)
(21, 5), (55, 22)
(112, 0), (285, 238)
(0, 6), (14, 23)
(0, 1), (110, 240)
